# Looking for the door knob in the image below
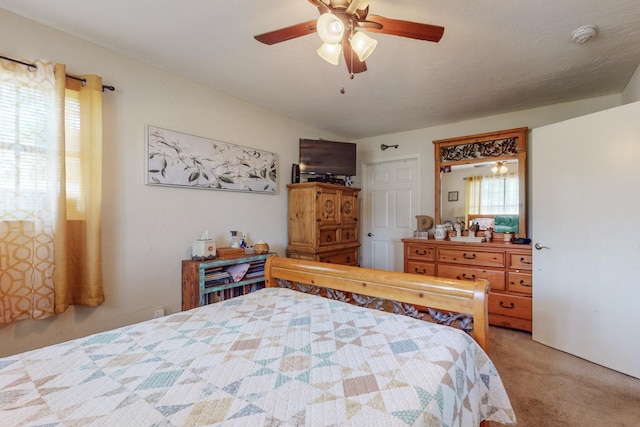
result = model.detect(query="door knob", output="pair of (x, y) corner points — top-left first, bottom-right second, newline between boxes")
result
(534, 243), (550, 250)
(367, 232), (374, 237)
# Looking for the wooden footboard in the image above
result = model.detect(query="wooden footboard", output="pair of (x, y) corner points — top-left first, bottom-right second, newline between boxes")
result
(264, 256), (490, 353)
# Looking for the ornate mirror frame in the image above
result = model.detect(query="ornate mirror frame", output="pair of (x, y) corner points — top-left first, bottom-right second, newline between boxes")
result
(433, 127), (528, 237)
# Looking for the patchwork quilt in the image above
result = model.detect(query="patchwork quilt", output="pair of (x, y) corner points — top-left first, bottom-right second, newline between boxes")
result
(0, 288), (516, 426)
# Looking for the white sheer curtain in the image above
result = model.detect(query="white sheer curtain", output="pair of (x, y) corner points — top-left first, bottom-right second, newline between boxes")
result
(0, 59), (57, 322)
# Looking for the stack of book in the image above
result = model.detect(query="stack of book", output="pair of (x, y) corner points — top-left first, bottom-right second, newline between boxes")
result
(245, 260), (265, 279)
(200, 259), (268, 304)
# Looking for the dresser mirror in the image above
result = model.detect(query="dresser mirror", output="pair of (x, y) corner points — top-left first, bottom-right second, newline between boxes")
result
(433, 127), (528, 237)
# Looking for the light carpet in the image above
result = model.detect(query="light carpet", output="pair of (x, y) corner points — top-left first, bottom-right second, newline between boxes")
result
(489, 326), (640, 426)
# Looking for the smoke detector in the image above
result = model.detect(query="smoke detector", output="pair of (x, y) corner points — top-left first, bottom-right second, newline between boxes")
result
(571, 25), (598, 44)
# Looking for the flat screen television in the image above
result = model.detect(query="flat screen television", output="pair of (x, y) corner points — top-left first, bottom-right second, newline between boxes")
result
(299, 138), (356, 176)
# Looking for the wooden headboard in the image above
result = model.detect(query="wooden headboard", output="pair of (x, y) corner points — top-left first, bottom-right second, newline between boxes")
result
(264, 256), (490, 353)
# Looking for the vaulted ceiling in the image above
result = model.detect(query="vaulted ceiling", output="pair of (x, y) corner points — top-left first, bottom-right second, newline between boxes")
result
(2, 0), (640, 139)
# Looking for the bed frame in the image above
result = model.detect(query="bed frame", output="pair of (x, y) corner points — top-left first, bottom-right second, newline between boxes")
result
(264, 256), (491, 353)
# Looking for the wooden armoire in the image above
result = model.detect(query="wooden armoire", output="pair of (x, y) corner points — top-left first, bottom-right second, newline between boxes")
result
(286, 182), (360, 266)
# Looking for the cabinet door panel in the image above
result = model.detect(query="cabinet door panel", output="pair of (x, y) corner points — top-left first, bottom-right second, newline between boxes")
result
(317, 188), (339, 225)
(340, 190), (358, 224)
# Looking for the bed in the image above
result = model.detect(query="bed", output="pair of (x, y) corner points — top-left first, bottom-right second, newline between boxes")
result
(0, 256), (516, 426)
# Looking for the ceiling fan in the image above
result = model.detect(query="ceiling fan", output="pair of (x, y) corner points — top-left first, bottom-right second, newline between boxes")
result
(254, 0), (444, 76)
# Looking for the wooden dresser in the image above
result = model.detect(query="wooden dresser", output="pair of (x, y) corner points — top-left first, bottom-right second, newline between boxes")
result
(403, 237), (532, 331)
(287, 182), (360, 266)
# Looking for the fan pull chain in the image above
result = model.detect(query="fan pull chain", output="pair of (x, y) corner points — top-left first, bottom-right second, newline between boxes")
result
(349, 21), (355, 80)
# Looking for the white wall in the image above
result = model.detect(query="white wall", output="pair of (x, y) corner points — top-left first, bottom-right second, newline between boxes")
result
(0, 9), (346, 356)
(622, 63), (640, 104)
(354, 94), (622, 237)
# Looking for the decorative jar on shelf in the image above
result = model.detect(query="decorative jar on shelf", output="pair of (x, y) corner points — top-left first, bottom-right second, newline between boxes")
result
(230, 231), (242, 248)
(254, 241), (270, 254)
(435, 224), (447, 240)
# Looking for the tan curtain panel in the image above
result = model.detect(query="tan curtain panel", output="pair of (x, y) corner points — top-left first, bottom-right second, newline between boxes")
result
(465, 175), (482, 223)
(53, 64), (104, 312)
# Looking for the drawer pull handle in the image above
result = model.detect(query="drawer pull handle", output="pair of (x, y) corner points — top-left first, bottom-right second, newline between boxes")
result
(463, 253), (476, 260)
(414, 268), (427, 274)
(326, 236), (332, 242)
(459, 273), (476, 280)
(414, 249), (428, 256)
(345, 232), (351, 239)
(519, 280), (532, 287)
(500, 301), (515, 309)
(520, 257), (533, 265)
(346, 256), (351, 263)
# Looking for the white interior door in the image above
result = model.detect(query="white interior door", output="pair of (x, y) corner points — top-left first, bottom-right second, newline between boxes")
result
(361, 157), (420, 271)
(531, 101), (640, 379)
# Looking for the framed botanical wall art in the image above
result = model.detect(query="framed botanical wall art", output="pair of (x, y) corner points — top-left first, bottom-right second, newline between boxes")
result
(146, 126), (277, 194)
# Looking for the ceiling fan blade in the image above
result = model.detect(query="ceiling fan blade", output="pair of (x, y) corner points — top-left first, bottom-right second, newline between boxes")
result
(343, 42), (367, 74)
(308, 0), (331, 14)
(254, 20), (318, 45)
(365, 15), (444, 42)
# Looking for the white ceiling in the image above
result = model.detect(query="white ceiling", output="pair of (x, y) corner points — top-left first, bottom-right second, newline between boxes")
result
(2, 0), (640, 139)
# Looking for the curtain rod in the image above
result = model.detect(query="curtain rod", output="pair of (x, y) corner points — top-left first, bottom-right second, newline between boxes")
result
(1, 54), (116, 92)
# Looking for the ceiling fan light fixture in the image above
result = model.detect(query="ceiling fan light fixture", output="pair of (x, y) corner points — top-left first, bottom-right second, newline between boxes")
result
(317, 13), (345, 44)
(491, 161), (508, 175)
(350, 30), (377, 61)
(317, 42), (342, 65)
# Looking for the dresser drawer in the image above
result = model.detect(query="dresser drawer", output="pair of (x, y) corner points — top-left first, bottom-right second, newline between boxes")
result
(405, 243), (435, 261)
(406, 261), (436, 276)
(340, 226), (358, 244)
(320, 249), (358, 266)
(509, 252), (533, 270)
(438, 264), (505, 291)
(489, 293), (532, 320)
(437, 248), (505, 268)
(508, 272), (533, 295)
(318, 227), (339, 247)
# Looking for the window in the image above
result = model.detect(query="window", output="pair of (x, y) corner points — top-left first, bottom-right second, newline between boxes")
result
(467, 174), (519, 215)
(480, 174), (519, 214)
(1, 60), (104, 323)
(0, 71), (55, 215)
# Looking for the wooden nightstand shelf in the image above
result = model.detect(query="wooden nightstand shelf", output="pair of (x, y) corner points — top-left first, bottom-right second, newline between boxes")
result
(181, 253), (274, 310)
